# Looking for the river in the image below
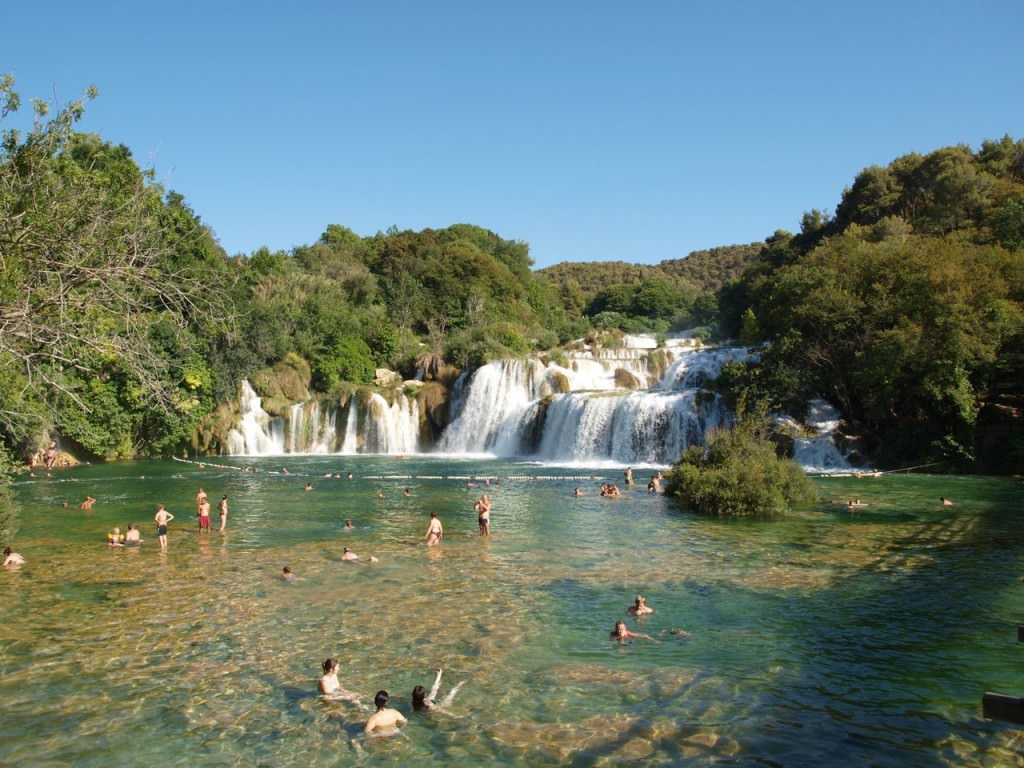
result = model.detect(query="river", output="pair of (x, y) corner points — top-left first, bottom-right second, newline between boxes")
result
(2, 457), (1022, 766)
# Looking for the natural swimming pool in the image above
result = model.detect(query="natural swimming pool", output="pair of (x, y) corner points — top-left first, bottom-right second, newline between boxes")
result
(2, 457), (1022, 766)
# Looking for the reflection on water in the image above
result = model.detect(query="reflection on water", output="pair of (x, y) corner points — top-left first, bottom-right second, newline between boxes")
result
(2, 458), (1023, 766)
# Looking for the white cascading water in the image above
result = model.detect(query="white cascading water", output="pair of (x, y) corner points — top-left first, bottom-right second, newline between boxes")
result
(788, 400), (853, 473)
(225, 381), (286, 455)
(440, 341), (740, 463)
(224, 383), (420, 456)
(223, 336), (855, 468)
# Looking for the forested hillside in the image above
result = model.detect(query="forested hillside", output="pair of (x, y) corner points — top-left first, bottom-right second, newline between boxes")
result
(715, 137), (1024, 471)
(1, 73), (1022, 473)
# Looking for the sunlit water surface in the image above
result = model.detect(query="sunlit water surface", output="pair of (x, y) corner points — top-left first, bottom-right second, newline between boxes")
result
(2, 458), (1023, 767)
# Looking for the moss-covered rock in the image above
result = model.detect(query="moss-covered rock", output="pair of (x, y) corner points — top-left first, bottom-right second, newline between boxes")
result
(614, 368), (644, 390)
(418, 380), (453, 440)
(252, 355), (312, 417)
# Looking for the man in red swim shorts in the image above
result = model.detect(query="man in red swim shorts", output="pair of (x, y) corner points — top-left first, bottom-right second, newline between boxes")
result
(197, 496), (212, 531)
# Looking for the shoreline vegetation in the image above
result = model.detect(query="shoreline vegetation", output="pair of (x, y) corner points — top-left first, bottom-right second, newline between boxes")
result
(1, 74), (1023, 544)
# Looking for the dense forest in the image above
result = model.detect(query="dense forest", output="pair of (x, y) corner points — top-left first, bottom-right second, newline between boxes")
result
(1, 75), (1023, 485)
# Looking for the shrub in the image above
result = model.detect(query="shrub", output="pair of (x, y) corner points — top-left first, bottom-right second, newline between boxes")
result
(665, 399), (816, 516)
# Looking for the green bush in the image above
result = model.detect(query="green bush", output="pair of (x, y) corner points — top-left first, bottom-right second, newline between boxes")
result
(312, 337), (376, 390)
(665, 400), (815, 516)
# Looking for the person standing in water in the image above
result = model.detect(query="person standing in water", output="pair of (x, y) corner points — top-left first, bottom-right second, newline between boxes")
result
(425, 511), (443, 545)
(154, 504), (174, 551)
(218, 495), (228, 532)
(318, 658), (362, 704)
(197, 495), (211, 532)
(475, 494), (491, 536)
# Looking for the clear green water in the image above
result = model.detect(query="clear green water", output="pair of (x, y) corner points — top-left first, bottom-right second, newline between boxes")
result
(2, 457), (1023, 767)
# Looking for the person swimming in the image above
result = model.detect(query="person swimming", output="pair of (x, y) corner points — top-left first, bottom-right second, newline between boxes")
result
(3, 547), (26, 566)
(412, 668), (465, 712)
(627, 595), (653, 615)
(610, 619), (657, 642)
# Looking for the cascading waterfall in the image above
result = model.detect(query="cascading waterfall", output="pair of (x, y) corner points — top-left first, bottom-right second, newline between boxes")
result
(788, 400), (854, 473)
(222, 336), (856, 469)
(225, 381), (285, 455)
(440, 342), (741, 464)
(224, 383), (421, 456)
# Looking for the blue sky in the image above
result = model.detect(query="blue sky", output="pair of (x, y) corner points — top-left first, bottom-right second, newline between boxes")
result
(5, 1), (1022, 268)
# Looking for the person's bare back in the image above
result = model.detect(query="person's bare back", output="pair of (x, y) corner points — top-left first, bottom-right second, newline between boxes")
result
(364, 690), (407, 735)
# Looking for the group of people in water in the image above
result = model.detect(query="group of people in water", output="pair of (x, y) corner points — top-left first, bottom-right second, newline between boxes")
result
(104, 487), (229, 553)
(319, 658), (467, 735)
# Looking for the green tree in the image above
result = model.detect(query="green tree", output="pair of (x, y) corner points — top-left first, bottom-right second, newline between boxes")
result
(0, 76), (233, 456)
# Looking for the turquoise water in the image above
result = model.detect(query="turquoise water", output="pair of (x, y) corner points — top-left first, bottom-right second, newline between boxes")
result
(2, 457), (1023, 766)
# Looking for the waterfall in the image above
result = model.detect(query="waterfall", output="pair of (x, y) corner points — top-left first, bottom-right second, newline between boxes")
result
(789, 400), (854, 473)
(222, 337), (856, 468)
(225, 381), (286, 456)
(439, 343), (741, 463)
(362, 392), (420, 454)
(223, 382), (420, 456)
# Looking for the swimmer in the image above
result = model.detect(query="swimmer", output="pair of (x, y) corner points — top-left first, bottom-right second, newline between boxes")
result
(154, 504), (174, 551)
(940, 496), (954, 507)
(3, 547), (26, 566)
(319, 658), (362, 703)
(610, 619), (657, 642)
(624, 467), (634, 485)
(344, 520), (354, 530)
(574, 487), (583, 497)
(424, 511), (443, 546)
(342, 547), (378, 563)
(377, 489), (385, 499)
(218, 495), (228, 532)
(107, 527), (125, 547)
(364, 690), (407, 735)
(663, 628), (692, 639)
(403, 488), (411, 497)
(195, 487), (208, 508)
(124, 524), (143, 545)
(412, 668), (466, 712)
(305, 482), (313, 491)
(627, 595), (653, 615)
(281, 566), (297, 582)
(77, 496), (97, 510)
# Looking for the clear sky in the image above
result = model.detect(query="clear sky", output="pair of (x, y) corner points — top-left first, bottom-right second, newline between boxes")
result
(5, 1), (1023, 268)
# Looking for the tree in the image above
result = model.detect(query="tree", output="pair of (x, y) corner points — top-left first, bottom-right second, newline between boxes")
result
(0, 75), (233, 452)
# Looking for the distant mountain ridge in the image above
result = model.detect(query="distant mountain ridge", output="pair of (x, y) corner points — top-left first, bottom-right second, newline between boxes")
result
(536, 242), (763, 298)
